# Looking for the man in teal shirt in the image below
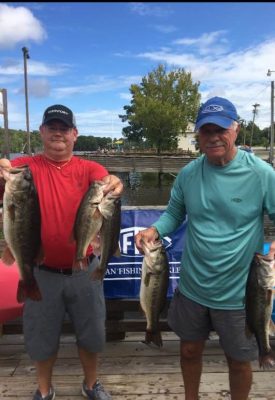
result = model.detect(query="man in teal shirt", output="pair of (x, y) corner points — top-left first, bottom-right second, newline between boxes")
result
(135, 97), (275, 400)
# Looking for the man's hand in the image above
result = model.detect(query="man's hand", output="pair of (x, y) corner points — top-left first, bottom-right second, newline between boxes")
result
(135, 227), (160, 254)
(0, 158), (11, 183)
(102, 174), (123, 197)
(0, 158), (11, 177)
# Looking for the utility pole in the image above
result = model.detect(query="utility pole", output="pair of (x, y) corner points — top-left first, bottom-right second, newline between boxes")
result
(267, 69), (275, 166)
(270, 81), (274, 166)
(249, 103), (260, 147)
(0, 88), (10, 159)
(22, 46), (31, 155)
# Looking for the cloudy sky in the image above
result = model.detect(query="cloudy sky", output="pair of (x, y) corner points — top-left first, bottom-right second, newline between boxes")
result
(1, 2), (275, 138)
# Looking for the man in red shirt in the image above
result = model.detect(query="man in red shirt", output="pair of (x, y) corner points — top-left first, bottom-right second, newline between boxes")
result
(0, 104), (123, 400)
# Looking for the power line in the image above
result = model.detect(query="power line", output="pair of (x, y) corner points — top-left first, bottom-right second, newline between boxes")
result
(244, 83), (270, 110)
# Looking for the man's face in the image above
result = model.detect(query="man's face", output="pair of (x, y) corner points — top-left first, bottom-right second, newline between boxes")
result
(198, 123), (239, 165)
(40, 119), (78, 159)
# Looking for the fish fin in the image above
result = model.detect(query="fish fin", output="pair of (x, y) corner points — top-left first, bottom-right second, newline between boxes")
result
(269, 319), (275, 337)
(1, 246), (15, 266)
(144, 272), (151, 286)
(144, 330), (163, 348)
(90, 235), (101, 256)
(267, 289), (273, 305)
(72, 258), (89, 272)
(259, 350), (275, 369)
(91, 267), (105, 281)
(16, 278), (42, 303)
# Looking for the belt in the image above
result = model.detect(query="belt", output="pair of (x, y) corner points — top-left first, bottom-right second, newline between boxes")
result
(38, 254), (95, 275)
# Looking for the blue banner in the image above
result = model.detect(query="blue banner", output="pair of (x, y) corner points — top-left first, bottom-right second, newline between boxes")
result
(103, 208), (187, 299)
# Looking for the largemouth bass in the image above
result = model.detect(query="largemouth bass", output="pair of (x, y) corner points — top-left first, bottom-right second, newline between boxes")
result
(73, 180), (106, 270)
(91, 193), (121, 281)
(245, 253), (275, 368)
(1, 166), (42, 303)
(140, 240), (169, 347)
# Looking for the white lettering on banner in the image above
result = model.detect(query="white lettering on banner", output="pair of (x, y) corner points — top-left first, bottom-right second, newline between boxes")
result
(122, 231), (137, 255)
(104, 261), (181, 280)
(120, 226), (173, 258)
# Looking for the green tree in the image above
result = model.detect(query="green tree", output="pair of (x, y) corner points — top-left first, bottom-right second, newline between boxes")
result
(119, 64), (200, 154)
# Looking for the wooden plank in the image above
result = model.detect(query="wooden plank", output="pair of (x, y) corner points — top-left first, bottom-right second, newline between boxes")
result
(1, 372), (275, 396)
(1, 394), (275, 400)
(82, 155), (197, 173)
(11, 355), (268, 377)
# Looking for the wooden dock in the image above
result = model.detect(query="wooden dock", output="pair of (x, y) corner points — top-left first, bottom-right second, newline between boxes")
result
(0, 332), (275, 399)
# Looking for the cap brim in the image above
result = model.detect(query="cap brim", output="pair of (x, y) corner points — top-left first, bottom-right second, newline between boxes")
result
(195, 116), (235, 131)
(42, 116), (74, 128)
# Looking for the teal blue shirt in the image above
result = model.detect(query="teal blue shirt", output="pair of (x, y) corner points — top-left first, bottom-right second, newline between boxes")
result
(153, 149), (275, 309)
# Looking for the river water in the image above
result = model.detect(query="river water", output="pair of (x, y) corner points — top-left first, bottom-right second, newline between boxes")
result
(117, 172), (175, 206)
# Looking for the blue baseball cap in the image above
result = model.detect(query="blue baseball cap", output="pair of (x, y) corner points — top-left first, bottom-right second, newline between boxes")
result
(195, 97), (239, 131)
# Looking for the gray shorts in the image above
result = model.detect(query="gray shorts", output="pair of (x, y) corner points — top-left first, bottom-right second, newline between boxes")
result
(23, 257), (106, 361)
(168, 288), (258, 362)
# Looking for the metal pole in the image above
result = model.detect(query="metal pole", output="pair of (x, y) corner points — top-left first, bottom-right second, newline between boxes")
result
(270, 81), (274, 166)
(0, 89), (10, 159)
(22, 47), (31, 155)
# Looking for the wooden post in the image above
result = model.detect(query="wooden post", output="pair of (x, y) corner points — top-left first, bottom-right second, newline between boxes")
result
(0, 88), (10, 159)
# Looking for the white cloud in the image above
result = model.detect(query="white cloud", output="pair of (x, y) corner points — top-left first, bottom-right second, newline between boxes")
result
(53, 75), (141, 98)
(153, 25), (177, 34)
(0, 59), (69, 76)
(0, 4), (47, 49)
(119, 92), (132, 100)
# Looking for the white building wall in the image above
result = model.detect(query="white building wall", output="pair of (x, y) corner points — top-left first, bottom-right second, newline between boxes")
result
(177, 122), (197, 152)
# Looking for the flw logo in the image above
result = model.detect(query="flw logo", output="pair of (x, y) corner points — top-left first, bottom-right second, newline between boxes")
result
(119, 226), (172, 257)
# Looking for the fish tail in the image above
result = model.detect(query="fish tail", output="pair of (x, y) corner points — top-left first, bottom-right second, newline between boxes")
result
(259, 350), (275, 369)
(16, 278), (42, 303)
(144, 329), (163, 347)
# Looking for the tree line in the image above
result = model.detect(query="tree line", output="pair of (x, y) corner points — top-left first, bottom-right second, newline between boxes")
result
(0, 128), (119, 155)
(0, 64), (272, 155)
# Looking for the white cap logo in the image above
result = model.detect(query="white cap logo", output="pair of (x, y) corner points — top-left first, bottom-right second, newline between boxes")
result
(202, 104), (224, 113)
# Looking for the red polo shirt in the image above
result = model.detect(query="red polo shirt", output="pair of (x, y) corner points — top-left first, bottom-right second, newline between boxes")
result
(11, 155), (108, 268)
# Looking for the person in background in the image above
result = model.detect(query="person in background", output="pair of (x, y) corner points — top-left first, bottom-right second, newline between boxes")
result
(135, 97), (275, 400)
(0, 104), (123, 400)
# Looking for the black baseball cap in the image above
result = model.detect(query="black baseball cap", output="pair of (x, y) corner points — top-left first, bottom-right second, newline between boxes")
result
(41, 104), (76, 127)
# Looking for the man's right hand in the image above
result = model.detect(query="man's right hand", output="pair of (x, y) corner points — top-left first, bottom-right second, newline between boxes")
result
(135, 226), (160, 254)
(0, 158), (11, 179)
